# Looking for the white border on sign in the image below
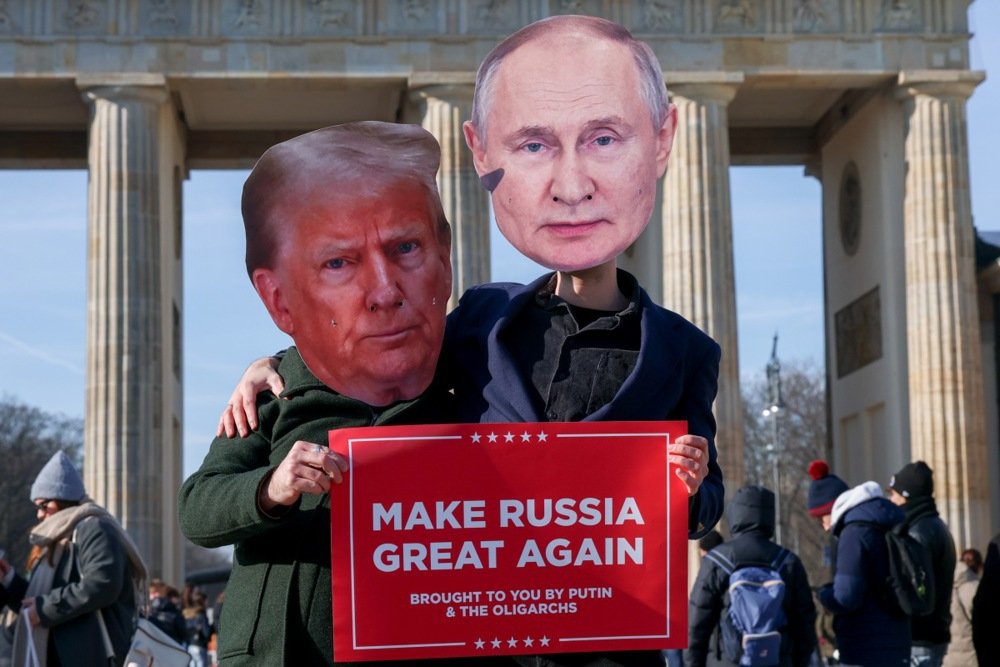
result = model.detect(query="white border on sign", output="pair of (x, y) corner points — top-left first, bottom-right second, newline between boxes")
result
(343, 429), (675, 654)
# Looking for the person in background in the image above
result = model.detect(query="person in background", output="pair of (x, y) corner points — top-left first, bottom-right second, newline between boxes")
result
(183, 588), (213, 667)
(0, 451), (145, 667)
(698, 530), (724, 556)
(805, 460), (849, 665)
(886, 461), (957, 667)
(942, 548), (982, 667)
(687, 485), (817, 667)
(811, 467), (910, 666)
(971, 532), (1000, 666)
(148, 579), (187, 646)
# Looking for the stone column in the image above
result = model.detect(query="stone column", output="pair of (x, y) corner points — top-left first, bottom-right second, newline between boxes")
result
(80, 79), (173, 578)
(898, 70), (990, 550)
(662, 75), (746, 496)
(408, 81), (491, 306)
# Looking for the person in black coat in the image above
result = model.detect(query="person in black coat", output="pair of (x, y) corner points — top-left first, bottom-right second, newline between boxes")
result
(972, 532), (1000, 666)
(148, 579), (187, 646)
(686, 485), (817, 667)
(887, 461), (957, 667)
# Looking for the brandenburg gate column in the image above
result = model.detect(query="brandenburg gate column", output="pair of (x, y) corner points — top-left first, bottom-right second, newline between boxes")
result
(662, 74), (746, 494)
(407, 80), (491, 305)
(78, 76), (185, 584)
(897, 70), (990, 550)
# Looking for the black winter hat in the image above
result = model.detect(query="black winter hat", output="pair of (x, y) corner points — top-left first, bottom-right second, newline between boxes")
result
(890, 460), (934, 499)
(807, 460), (849, 518)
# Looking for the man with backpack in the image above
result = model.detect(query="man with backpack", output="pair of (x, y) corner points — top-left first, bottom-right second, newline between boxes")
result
(887, 461), (957, 667)
(817, 479), (911, 666)
(687, 485), (817, 667)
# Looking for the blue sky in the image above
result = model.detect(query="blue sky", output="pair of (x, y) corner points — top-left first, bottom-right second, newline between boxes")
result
(1, 3), (998, 478)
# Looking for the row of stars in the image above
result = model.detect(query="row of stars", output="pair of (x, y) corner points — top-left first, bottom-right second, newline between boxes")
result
(474, 636), (551, 649)
(469, 431), (549, 444)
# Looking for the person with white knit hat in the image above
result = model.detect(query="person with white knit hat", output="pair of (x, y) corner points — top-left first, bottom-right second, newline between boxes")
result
(0, 451), (146, 667)
(814, 475), (911, 667)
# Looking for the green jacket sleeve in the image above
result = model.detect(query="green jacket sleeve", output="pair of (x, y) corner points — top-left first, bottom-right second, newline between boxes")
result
(178, 405), (294, 548)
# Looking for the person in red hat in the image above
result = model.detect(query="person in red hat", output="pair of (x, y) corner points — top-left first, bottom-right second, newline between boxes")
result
(806, 460), (848, 530)
(809, 462), (911, 666)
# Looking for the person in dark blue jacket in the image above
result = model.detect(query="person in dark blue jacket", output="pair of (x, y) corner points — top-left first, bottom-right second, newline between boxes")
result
(817, 481), (911, 667)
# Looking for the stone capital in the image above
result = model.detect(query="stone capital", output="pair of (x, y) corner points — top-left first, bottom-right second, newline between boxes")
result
(896, 69), (985, 101)
(78, 75), (170, 107)
(666, 71), (744, 105)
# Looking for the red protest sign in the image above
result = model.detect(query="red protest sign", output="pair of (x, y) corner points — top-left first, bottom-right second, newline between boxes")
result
(329, 421), (689, 662)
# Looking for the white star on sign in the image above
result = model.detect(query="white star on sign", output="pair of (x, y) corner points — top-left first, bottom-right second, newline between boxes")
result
(521, 431), (531, 442)
(523, 636), (535, 647)
(537, 431), (548, 442)
(504, 432), (515, 442)
(487, 432), (498, 443)
(491, 638), (502, 649)
(471, 432), (482, 443)
(540, 636), (551, 647)
(475, 638), (485, 649)
(507, 637), (518, 648)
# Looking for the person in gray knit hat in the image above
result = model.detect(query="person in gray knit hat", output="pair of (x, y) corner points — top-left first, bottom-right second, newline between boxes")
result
(887, 461), (957, 667)
(0, 451), (146, 667)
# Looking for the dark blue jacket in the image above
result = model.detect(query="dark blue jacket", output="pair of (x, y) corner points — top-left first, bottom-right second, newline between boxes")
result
(445, 273), (725, 540)
(819, 487), (910, 667)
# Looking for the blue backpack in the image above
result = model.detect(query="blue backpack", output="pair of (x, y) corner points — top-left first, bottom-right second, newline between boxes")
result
(705, 547), (791, 667)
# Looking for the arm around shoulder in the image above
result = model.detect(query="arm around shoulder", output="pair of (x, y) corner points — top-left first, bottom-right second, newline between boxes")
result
(179, 409), (289, 548)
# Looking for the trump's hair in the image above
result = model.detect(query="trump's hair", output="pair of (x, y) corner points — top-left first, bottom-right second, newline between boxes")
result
(242, 121), (450, 277)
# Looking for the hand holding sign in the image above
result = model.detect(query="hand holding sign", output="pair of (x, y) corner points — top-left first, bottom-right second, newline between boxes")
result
(670, 434), (710, 496)
(258, 441), (349, 513)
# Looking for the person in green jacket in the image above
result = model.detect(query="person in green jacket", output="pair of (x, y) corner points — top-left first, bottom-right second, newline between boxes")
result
(178, 121), (456, 665)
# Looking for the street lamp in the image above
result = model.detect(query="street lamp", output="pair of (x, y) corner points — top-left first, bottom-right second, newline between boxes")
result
(763, 334), (784, 544)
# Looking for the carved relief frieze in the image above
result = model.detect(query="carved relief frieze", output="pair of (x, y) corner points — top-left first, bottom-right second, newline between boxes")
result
(386, 0), (440, 35)
(639, 0), (683, 32)
(403, 0), (430, 22)
(230, 0), (266, 34)
(0, 0), (19, 34)
(461, 0), (520, 35)
(306, 0), (357, 34)
(714, 0), (761, 33)
(554, 0), (601, 18)
(142, 0), (190, 35)
(59, 0), (105, 34)
(879, 0), (920, 31)
(0, 0), (951, 41)
(835, 287), (883, 378)
(794, 0), (840, 33)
